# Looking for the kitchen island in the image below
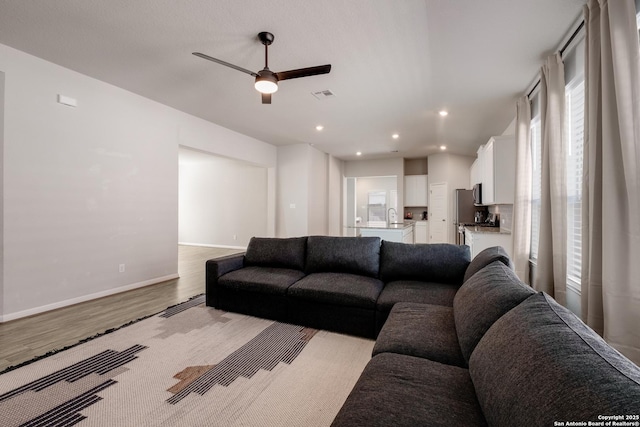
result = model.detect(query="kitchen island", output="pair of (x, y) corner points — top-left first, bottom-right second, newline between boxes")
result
(349, 221), (415, 243)
(464, 225), (512, 259)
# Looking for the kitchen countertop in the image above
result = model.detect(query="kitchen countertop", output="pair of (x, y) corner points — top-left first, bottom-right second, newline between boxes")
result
(464, 225), (511, 235)
(349, 221), (415, 230)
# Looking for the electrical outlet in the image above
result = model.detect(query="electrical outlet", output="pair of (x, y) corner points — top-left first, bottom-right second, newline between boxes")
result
(233, 235), (237, 241)
(119, 264), (125, 273)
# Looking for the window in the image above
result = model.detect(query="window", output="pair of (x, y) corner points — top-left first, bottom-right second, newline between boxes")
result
(565, 79), (585, 292)
(530, 116), (542, 262)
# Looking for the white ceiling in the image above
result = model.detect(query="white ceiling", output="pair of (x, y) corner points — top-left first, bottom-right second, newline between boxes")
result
(0, 0), (585, 160)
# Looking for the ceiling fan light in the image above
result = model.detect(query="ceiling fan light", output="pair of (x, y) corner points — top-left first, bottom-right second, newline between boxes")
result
(255, 74), (278, 94)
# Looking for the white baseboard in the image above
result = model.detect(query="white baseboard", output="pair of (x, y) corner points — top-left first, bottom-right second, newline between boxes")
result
(0, 273), (180, 323)
(179, 242), (247, 250)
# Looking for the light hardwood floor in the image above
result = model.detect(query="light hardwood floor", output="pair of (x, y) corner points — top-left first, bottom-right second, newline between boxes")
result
(0, 245), (243, 372)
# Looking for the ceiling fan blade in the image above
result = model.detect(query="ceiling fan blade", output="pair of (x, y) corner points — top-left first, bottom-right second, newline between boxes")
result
(192, 52), (258, 77)
(261, 93), (272, 104)
(275, 64), (331, 81)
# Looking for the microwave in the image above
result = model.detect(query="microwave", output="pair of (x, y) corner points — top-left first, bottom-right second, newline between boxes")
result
(472, 183), (482, 205)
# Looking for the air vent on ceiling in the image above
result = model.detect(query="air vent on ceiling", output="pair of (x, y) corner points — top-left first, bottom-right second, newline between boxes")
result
(312, 89), (336, 100)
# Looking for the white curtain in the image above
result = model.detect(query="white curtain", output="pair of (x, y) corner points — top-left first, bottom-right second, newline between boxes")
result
(534, 53), (567, 305)
(582, 0), (640, 364)
(512, 96), (532, 284)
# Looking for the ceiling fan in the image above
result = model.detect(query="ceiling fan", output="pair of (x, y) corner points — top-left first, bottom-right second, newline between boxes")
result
(193, 32), (331, 104)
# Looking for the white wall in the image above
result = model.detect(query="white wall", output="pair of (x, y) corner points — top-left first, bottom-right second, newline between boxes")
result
(178, 148), (268, 248)
(308, 147), (328, 236)
(428, 153), (475, 243)
(0, 43), (276, 321)
(276, 143), (341, 237)
(344, 157), (404, 177)
(277, 144), (310, 237)
(327, 156), (344, 236)
(501, 117), (516, 136)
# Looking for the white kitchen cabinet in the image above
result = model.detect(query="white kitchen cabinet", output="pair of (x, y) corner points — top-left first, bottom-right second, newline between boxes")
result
(404, 175), (428, 206)
(465, 229), (513, 259)
(477, 145), (486, 189)
(402, 225), (415, 244)
(414, 221), (429, 243)
(482, 140), (495, 203)
(477, 136), (515, 205)
(470, 159), (480, 189)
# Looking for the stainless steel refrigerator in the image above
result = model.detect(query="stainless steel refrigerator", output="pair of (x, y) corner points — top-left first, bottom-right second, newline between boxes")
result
(454, 189), (476, 245)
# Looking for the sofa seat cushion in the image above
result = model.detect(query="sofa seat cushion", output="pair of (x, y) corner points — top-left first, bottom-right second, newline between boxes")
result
(380, 241), (470, 284)
(470, 292), (640, 427)
(218, 266), (305, 294)
(331, 353), (487, 427)
(288, 272), (384, 309)
(463, 245), (513, 283)
(377, 280), (459, 310)
(305, 236), (381, 278)
(373, 302), (466, 367)
(375, 280), (460, 333)
(454, 261), (536, 363)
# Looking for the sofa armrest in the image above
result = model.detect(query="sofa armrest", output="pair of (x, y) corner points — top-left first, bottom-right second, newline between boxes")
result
(205, 253), (245, 307)
(463, 246), (513, 283)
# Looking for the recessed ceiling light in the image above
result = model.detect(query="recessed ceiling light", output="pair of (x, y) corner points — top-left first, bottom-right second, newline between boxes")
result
(315, 125), (324, 131)
(440, 145), (447, 150)
(392, 133), (399, 139)
(356, 151), (362, 156)
(439, 110), (448, 117)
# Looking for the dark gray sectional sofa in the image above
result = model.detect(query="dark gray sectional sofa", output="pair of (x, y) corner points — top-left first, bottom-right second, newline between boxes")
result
(331, 253), (640, 426)
(206, 235), (470, 338)
(207, 236), (640, 425)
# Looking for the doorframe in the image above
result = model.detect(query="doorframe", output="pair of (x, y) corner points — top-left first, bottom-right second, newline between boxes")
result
(429, 182), (449, 243)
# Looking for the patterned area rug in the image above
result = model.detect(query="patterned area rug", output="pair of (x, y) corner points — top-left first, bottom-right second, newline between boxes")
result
(0, 296), (374, 426)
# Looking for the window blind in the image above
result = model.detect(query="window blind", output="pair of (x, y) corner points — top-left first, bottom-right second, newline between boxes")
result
(530, 117), (542, 261)
(565, 80), (585, 292)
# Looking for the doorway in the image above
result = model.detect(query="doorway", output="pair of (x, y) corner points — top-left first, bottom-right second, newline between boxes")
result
(344, 176), (398, 235)
(429, 182), (449, 243)
(178, 147), (268, 248)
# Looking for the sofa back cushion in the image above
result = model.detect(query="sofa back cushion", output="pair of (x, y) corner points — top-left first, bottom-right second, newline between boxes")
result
(379, 242), (470, 284)
(463, 245), (513, 283)
(245, 237), (307, 271)
(305, 236), (380, 278)
(453, 261), (535, 363)
(469, 292), (640, 427)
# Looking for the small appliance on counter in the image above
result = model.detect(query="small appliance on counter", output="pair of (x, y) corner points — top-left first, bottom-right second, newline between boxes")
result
(421, 210), (428, 220)
(487, 213), (500, 227)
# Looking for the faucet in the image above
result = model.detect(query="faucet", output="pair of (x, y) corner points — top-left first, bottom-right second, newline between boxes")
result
(387, 208), (397, 224)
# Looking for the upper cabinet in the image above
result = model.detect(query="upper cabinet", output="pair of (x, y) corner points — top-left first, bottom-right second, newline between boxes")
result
(470, 159), (480, 189)
(475, 136), (515, 205)
(404, 174), (428, 206)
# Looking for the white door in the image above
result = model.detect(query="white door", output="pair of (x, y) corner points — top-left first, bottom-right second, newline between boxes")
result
(429, 182), (449, 243)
